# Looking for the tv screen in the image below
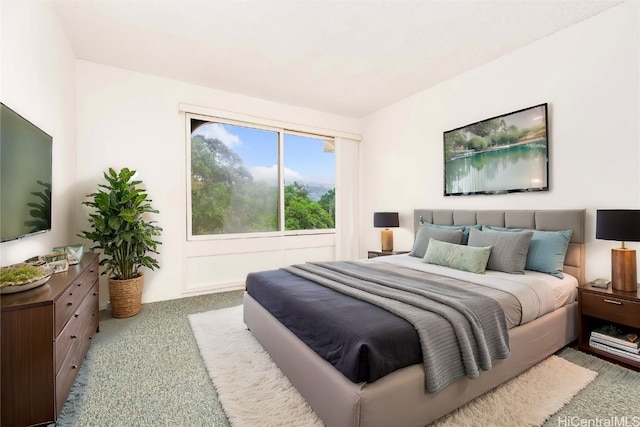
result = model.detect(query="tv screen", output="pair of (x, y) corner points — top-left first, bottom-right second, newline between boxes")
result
(443, 103), (549, 196)
(1, 103), (52, 242)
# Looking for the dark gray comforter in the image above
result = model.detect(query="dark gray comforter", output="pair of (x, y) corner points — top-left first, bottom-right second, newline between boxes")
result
(282, 261), (510, 393)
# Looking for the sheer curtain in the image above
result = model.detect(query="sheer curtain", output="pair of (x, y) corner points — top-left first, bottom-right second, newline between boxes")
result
(335, 136), (360, 260)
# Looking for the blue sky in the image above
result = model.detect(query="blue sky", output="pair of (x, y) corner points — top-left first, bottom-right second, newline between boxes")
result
(193, 122), (335, 187)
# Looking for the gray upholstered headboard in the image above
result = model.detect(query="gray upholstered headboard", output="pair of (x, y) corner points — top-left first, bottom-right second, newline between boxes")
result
(414, 209), (586, 285)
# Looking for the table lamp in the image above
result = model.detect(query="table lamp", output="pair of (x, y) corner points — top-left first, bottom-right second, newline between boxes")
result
(596, 209), (640, 292)
(373, 212), (399, 252)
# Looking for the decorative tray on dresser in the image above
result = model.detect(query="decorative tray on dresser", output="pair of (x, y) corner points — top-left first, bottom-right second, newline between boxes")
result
(578, 282), (640, 370)
(1, 252), (99, 426)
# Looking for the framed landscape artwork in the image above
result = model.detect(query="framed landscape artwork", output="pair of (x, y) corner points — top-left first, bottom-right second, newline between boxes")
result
(443, 103), (549, 196)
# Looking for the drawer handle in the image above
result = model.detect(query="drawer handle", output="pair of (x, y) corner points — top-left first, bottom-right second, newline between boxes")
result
(77, 283), (82, 287)
(604, 299), (623, 305)
(71, 335), (77, 339)
(93, 292), (98, 296)
(72, 365), (78, 369)
(67, 302), (73, 307)
(75, 314), (79, 318)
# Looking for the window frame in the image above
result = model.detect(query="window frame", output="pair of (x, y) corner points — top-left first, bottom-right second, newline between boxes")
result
(186, 112), (336, 241)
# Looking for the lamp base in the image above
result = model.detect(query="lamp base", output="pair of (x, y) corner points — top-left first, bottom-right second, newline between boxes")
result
(611, 247), (638, 292)
(381, 229), (394, 252)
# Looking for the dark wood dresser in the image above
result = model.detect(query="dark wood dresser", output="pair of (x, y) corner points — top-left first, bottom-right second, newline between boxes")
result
(1, 252), (99, 426)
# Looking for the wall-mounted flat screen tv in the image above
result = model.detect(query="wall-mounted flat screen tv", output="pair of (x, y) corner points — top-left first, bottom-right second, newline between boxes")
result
(443, 103), (549, 196)
(1, 103), (52, 242)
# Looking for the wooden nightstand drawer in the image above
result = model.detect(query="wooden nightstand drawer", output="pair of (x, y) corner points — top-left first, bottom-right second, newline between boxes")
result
(581, 292), (640, 329)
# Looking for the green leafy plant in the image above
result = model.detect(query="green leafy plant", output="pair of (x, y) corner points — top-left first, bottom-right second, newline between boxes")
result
(24, 180), (51, 232)
(78, 167), (162, 280)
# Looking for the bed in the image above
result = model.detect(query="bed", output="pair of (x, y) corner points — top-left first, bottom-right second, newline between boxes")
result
(243, 209), (585, 427)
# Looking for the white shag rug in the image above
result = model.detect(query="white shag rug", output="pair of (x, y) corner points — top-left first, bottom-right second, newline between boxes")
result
(189, 305), (597, 427)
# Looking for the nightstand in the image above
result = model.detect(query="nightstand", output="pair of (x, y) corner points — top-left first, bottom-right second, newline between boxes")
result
(367, 250), (409, 259)
(577, 283), (640, 370)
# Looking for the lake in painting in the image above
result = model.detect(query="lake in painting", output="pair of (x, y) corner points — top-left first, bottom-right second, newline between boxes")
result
(443, 104), (548, 196)
(444, 141), (547, 195)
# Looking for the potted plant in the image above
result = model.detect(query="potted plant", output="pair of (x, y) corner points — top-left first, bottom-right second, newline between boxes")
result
(78, 167), (162, 318)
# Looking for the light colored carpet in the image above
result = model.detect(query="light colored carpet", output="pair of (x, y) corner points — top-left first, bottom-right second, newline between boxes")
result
(189, 305), (598, 427)
(189, 305), (323, 427)
(431, 355), (597, 427)
(54, 291), (245, 427)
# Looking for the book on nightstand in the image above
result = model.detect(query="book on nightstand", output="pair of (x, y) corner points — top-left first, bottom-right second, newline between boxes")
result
(589, 278), (611, 288)
(590, 324), (639, 350)
(589, 339), (640, 362)
(589, 324), (640, 363)
(589, 335), (640, 354)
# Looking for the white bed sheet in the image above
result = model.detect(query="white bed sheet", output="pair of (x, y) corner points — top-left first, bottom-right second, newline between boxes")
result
(368, 254), (577, 323)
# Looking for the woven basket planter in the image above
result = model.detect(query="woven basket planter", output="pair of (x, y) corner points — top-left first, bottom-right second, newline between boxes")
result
(108, 272), (144, 318)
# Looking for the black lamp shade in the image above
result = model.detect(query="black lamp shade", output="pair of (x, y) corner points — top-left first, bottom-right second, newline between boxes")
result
(374, 212), (399, 228)
(596, 209), (640, 242)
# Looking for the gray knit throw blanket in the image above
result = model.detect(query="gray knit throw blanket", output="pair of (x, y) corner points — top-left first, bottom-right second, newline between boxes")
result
(283, 261), (510, 393)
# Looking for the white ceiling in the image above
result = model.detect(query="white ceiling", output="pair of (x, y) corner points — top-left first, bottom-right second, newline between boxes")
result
(53, 0), (622, 118)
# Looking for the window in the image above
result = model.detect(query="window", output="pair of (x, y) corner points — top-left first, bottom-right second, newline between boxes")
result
(283, 133), (335, 231)
(188, 115), (335, 239)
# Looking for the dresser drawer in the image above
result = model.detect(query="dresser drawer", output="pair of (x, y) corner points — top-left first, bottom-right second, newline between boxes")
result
(54, 282), (99, 415)
(80, 284), (100, 344)
(581, 292), (640, 329)
(55, 283), (99, 375)
(55, 335), (91, 416)
(0, 253), (99, 427)
(55, 309), (84, 375)
(54, 258), (99, 335)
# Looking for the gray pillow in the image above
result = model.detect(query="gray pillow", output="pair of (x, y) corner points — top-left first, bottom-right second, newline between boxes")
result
(420, 222), (481, 245)
(423, 238), (492, 274)
(482, 225), (573, 278)
(467, 227), (533, 274)
(409, 225), (463, 258)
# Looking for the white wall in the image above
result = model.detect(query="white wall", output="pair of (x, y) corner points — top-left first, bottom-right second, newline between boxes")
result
(75, 62), (360, 306)
(3, 0), (637, 305)
(359, 1), (639, 282)
(0, 0), (77, 265)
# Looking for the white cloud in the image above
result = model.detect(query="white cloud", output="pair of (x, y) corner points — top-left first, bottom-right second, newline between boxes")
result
(250, 165), (304, 185)
(192, 123), (242, 148)
(284, 167), (305, 183)
(250, 165), (277, 184)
